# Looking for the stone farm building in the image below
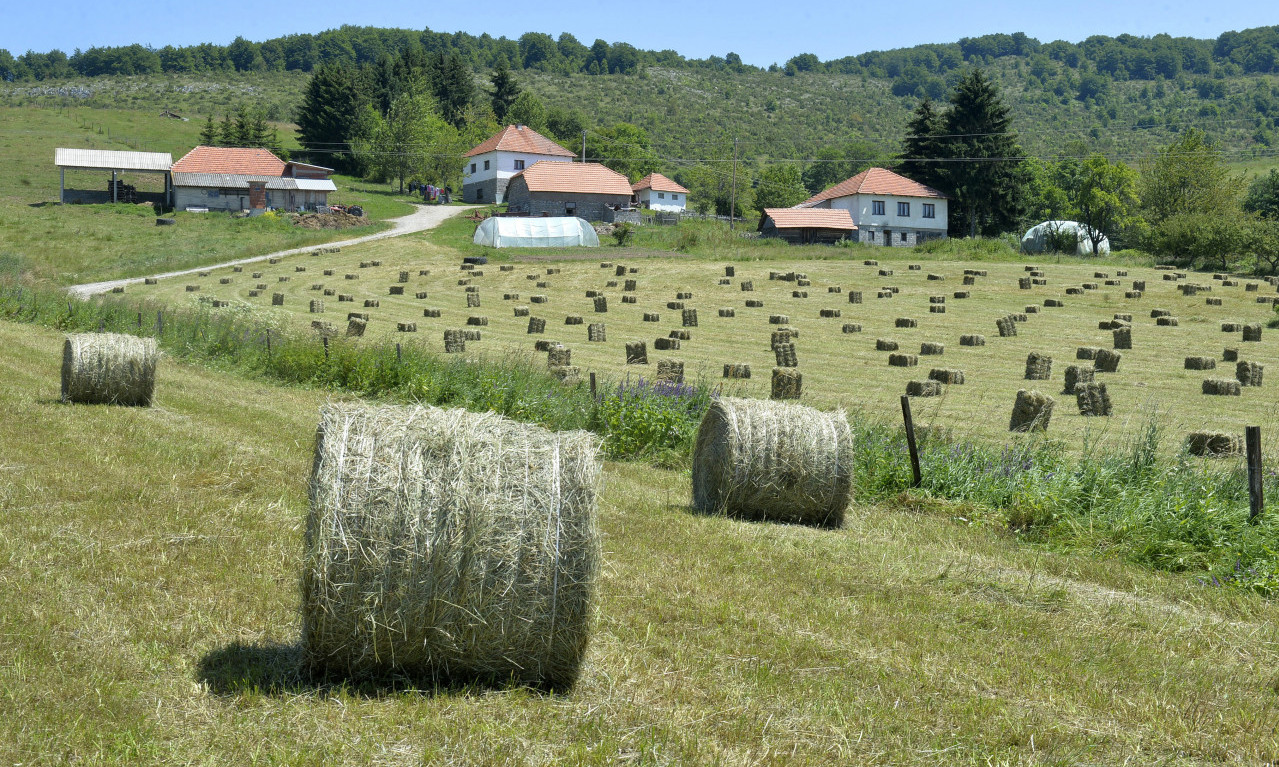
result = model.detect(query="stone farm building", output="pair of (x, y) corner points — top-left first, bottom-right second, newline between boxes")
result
(632, 173), (690, 212)
(504, 161), (635, 222)
(760, 208), (857, 245)
(171, 146), (336, 212)
(797, 167), (947, 246)
(462, 125), (576, 204)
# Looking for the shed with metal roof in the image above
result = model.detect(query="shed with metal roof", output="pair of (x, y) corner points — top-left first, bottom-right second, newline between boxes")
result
(54, 148), (174, 204)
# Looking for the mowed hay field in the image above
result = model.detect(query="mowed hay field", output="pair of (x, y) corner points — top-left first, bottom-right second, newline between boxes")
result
(2, 318), (1278, 765)
(131, 222), (1279, 450)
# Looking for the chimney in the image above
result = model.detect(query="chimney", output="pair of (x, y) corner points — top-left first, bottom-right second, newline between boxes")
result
(516, 124), (524, 130)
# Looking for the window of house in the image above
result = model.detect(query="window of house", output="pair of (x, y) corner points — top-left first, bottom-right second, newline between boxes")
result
(476, 188), (483, 201)
(901, 231), (908, 243)
(872, 200), (885, 216)
(658, 192), (665, 199)
(922, 203), (935, 219)
(514, 159), (525, 170)
(565, 202), (577, 215)
(672, 194), (679, 201)
(470, 163), (476, 174)
(897, 201), (910, 217)
(484, 160), (490, 170)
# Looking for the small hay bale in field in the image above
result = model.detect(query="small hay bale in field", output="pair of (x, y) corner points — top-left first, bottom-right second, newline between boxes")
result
(1184, 356), (1216, 370)
(1024, 352), (1052, 380)
(615, 264), (627, 276)
(1009, 390), (1053, 432)
(1024, 305), (1040, 314)
(279, 276), (291, 283)
(530, 295), (548, 304)
(842, 323), (862, 334)
(1113, 326), (1132, 349)
(1202, 378), (1241, 396)
(1064, 365), (1094, 394)
(467, 293), (480, 308)
(1224, 347), (1239, 362)
(503, 293), (518, 301)
(767, 314), (790, 325)
(654, 338), (680, 351)
(1076, 347), (1100, 360)
(1156, 316), (1179, 327)
(248, 290), (261, 298)
(963, 275), (976, 286)
(185, 285), (201, 292)
(1132, 280), (1146, 291)
(1066, 287), (1083, 295)
(1151, 308), (1172, 318)
(536, 282), (549, 289)
(848, 291), (863, 304)
(533, 340), (558, 352)
(960, 334), (985, 347)
(828, 286), (843, 294)
(345, 274), (359, 281)
(642, 312), (660, 322)
(656, 359), (685, 383)
(310, 299), (325, 314)
(864, 260), (879, 266)
(219, 277), (233, 285)
(1243, 324), (1263, 342)
(770, 329), (798, 348)
(111, 286), (125, 294)
(927, 273), (944, 281)
(774, 342), (798, 368)
(745, 299), (764, 308)
(996, 316), (1017, 337)
(1076, 382), (1112, 417)
(588, 323), (606, 342)
(547, 346), (572, 367)
(1222, 322), (1242, 332)
(670, 330), (692, 341)
(1206, 297), (1222, 306)
(233, 266), (245, 273)
(270, 257), (282, 265)
(677, 292), (693, 300)
(888, 353), (917, 368)
(1186, 431), (1243, 457)
(626, 342), (648, 364)
(302, 403), (600, 688)
(906, 380), (942, 397)
(718, 308), (736, 318)
(819, 308), (841, 318)
(770, 368), (803, 401)
(1012, 313), (1029, 323)
(1094, 349), (1122, 373)
(443, 329), (465, 352)
(199, 270), (212, 277)
(599, 262), (613, 269)
(877, 291), (894, 299)
(895, 317), (918, 329)
(920, 342), (944, 356)
(61, 333), (159, 406)
(311, 321), (335, 335)
(144, 278), (159, 285)
(527, 317), (546, 334)
(693, 398), (850, 526)
(365, 299), (381, 308)
(666, 301), (684, 311)
(272, 293), (285, 306)
(725, 265), (735, 277)
(466, 316), (488, 327)
(909, 264), (922, 271)
(498, 265), (512, 273)
(1044, 299), (1063, 307)
(682, 308), (699, 327)
(929, 305), (947, 314)
(953, 291), (970, 299)
(1237, 361), (1264, 387)
(929, 368), (964, 384)
(594, 296), (608, 313)
(741, 281), (755, 292)
(310, 283), (324, 291)
(792, 290), (809, 299)
(1125, 291), (1143, 299)
(1246, 282), (1259, 292)
(296, 266), (308, 273)
(397, 322), (417, 333)
(723, 363), (751, 379)
(876, 338), (899, 352)
(423, 308), (442, 318)
(623, 295), (639, 304)
(624, 279), (637, 292)
(346, 318), (367, 337)
(253, 272), (264, 279)
(1018, 278), (1032, 290)
(565, 315), (583, 325)
(879, 269), (894, 277)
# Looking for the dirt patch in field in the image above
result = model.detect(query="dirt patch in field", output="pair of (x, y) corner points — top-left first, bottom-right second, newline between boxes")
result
(291, 211), (371, 230)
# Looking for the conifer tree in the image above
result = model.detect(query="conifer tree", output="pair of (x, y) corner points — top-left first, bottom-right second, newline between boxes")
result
(939, 70), (1027, 237)
(489, 57), (520, 121)
(900, 98), (946, 192)
(198, 114), (219, 146)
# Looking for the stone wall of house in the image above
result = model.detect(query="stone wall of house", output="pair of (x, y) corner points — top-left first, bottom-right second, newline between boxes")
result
(463, 177), (509, 204)
(505, 186), (631, 221)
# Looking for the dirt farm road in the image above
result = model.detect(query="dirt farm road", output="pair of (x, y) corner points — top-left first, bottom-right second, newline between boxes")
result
(68, 203), (477, 299)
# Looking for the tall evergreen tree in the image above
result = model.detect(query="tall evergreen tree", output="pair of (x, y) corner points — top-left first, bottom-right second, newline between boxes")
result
(489, 57), (520, 121)
(218, 111), (238, 147)
(198, 114), (219, 146)
(296, 63), (365, 172)
(899, 98), (946, 192)
(434, 52), (474, 128)
(939, 70), (1027, 237)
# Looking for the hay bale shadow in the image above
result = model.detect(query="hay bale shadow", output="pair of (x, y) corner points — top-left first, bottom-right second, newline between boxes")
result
(197, 641), (565, 698)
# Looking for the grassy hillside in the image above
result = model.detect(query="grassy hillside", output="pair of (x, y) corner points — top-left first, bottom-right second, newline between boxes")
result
(0, 106), (422, 283)
(1, 317), (1276, 764)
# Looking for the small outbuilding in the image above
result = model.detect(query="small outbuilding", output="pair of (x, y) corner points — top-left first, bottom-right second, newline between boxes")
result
(504, 161), (635, 222)
(170, 146), (336, 212)
(54, 148), (174, 205)
(760, 208), (857, 245)
(473, 216), (600, 248)
(1021, 220), (1110, 256)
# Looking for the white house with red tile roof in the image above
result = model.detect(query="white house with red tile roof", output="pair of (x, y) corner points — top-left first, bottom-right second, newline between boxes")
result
(171, 146), (335, 212)
(463, 125), (576, 204)
(504, 161), (634, 221)
(632, 173), (690, 213)
(797, 167), (947, 247)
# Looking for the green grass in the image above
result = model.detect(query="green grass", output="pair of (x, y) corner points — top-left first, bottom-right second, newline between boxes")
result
(1, 317), (1278, 764)
(0, 106), (419, 283)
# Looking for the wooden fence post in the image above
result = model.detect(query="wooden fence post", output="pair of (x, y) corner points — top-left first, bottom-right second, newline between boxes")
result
(396, 342), (402, 364)
(323, 335), (329, 361)
(1247, 425), (1263, 524)
(900, 395), (922, 489)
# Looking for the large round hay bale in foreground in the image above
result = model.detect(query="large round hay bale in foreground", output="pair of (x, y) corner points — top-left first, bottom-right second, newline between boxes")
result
(61, 333), (159, 406)
(302, 403), (602, 689)
(692, 397), (853, 527)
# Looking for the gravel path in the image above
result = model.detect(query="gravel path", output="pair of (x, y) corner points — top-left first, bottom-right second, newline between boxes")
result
(68, 204), (477, 299)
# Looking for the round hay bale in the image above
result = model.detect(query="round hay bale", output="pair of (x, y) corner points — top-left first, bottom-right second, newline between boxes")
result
(61, 333), (159, 406)
(692, 397), (852, 526)
(302, 403), (601, 689)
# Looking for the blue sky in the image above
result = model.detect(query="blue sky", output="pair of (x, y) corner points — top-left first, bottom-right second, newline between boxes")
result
(3, 1), (1274, 65)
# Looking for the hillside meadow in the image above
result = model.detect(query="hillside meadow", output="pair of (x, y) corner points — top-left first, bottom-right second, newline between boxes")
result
(128, 214), (1279, 453)
(1, 317), (1277, 765)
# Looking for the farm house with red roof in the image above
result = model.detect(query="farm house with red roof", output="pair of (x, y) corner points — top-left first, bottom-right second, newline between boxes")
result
(462, 125), (576, 204)
(797, 167), (948, 247)
(504, 161), (635, 221)
(632, 173), (690, 212)
(171, 146), (335, 212)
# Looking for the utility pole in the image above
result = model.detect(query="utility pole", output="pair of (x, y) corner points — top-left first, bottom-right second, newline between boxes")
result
(581, 130), (587, 163)
(730, 137), (738, 231)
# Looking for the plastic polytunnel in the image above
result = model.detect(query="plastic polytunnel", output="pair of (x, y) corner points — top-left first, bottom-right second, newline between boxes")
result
(472, 216), (600, 248)
(1020, 220), (1110, 256)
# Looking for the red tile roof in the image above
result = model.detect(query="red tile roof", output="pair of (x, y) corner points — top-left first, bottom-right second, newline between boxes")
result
(632, 172), (689, 194)
(764, 208), (857, 230)
(465, 125), (576, 158)
(799, 167), (946, 207)
(512, 161), (634, 196)
(171, 146), (287, 176)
